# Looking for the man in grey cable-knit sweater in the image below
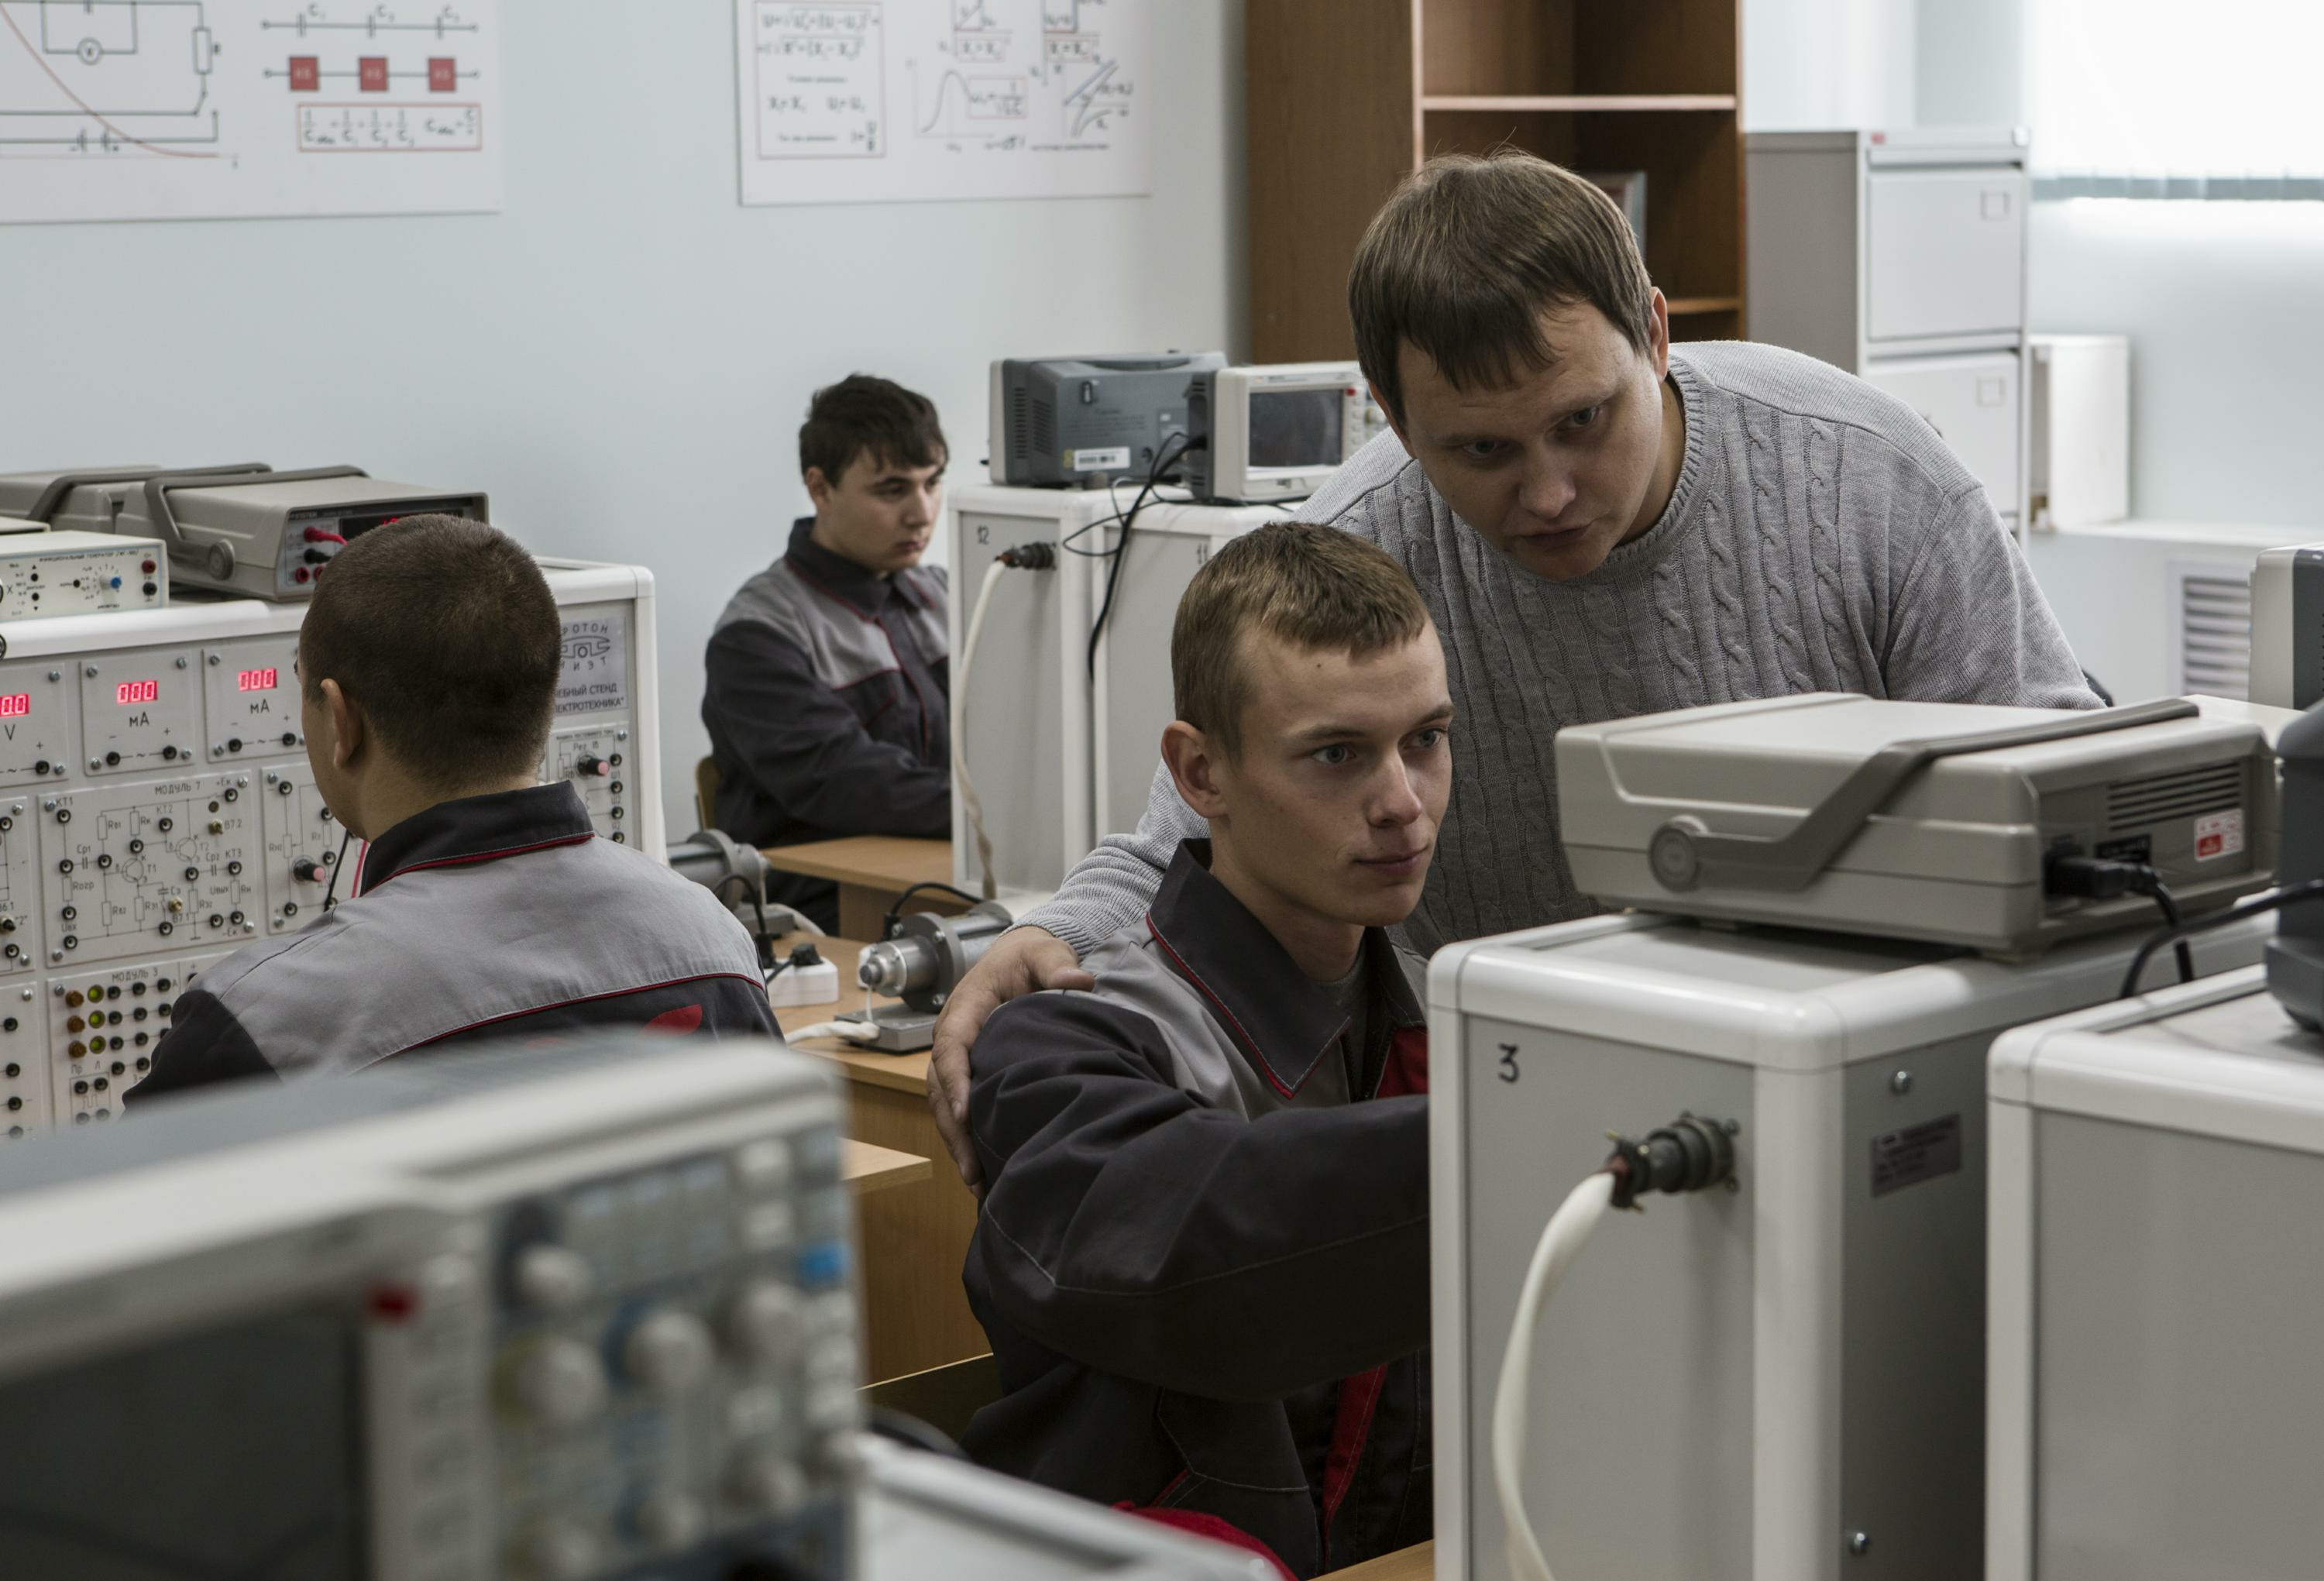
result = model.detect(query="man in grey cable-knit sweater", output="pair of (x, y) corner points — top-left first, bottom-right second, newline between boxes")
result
(927, 151), (2097, 1184)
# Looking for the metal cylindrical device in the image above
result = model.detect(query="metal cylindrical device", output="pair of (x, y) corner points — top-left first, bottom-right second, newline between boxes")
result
(856, 902), (1013, 1013)
(665, 828), (769, 899)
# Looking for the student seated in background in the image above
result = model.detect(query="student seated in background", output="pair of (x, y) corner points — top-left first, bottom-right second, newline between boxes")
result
(131, 517), (775, 1100)
(702, 374), (951, 931)
(959, 525), (1447, 1580)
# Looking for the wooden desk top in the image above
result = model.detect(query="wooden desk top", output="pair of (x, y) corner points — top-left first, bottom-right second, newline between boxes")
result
(840, 1137), (930, 1195)
(772, 935), (934, 1098)
(1331, 1541), (1431, 1579)
(759, 836), (953, 892)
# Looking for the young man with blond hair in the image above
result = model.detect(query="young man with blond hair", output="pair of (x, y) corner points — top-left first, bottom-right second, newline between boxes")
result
(960, 524), (1448, 1579)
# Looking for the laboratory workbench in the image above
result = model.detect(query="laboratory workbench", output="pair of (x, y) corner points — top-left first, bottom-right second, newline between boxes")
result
(759, 836), (961, 940)
(1331, 1542), (1432, 1579)
(775, 934), (985, 1384)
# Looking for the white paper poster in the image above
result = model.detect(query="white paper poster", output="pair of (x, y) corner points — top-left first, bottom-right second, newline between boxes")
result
(734, 0), (1150, 206)
(0, 0), (503, 224)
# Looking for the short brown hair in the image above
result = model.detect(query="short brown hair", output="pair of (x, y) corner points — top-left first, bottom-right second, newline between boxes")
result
(799, 373), (947, 484)
(1349, 151), (1655, 428)
(1172, 524), (1431, 758)
(299, 514), (562, 792)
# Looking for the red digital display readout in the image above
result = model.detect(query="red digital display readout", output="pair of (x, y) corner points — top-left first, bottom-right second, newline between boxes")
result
(115, 679), (159, 706)
(0, 695), (27, 720)
(238, 667), (279, 693)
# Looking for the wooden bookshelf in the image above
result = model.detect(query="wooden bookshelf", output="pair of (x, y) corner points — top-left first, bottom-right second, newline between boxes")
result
(1248, 0), (1748, 363)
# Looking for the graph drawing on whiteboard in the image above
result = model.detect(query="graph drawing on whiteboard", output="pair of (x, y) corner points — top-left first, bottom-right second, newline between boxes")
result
(736, 0), (1150, 206)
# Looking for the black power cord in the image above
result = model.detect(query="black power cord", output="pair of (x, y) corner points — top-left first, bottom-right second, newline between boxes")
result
(2047, 854), (2198, 983)
(879, 880), (985, 940)
(2119, 878), (2324, 998)
(1086, 432), (1202, 682)
(318, 826), (354, 912)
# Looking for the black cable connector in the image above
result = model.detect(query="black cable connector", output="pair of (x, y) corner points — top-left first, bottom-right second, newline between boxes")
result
(2044, 853), (2142, 900)
(1604, 1112), (1738, 1209)
(2046, 853), (2197, 983)
(998, 541), (1057, 570)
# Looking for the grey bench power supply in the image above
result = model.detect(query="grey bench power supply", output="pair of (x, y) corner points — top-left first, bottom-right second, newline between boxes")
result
(1559, 693), (2278, 957)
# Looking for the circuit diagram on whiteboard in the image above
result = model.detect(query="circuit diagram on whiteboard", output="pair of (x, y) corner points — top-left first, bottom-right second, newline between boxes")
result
(0, 0), (221, 155)
(739, 0), (1150, 205)
(0, 1), (503, 223)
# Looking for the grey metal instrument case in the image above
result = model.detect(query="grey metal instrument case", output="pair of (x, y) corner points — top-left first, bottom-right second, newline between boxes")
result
(0, 464), (488, 600)
(1558, 693), (2278, 957)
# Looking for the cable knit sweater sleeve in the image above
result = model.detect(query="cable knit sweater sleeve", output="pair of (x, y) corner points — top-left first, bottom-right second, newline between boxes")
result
(1024, 342), (2101, 958)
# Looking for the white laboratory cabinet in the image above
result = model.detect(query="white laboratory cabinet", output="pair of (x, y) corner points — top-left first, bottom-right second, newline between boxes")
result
(1428, 909), (2269, 1581)
(2023, 520), (2314, 704)
(1987, 966), (2324, 1581)
(945, 486), (1273, 895)
(1747, 128), (2032, 531)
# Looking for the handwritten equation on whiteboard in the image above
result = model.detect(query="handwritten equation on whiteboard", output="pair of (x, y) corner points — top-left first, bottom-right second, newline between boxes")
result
(735, 0), (1150, 206)
(298, 104), (484, 152)
(754, 4), (883, 158)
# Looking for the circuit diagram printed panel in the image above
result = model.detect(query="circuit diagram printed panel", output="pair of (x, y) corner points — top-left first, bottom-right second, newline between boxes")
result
(258, 758), (337, 931)
(0, 658), (77, 788)
(78, 648), (200, 775)
(545, 723), (633, 844)
(38, 772), (265, 966)
(0, 0), (504, 224)
(735, 0), (1150, 205)
(201, 636), (304, 762)
(47, 950), (233, 1126)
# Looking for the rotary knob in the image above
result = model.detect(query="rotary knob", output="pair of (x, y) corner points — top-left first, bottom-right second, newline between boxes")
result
(633, 1490), (707, 1552)
(511, 1243), (594, 1314)
(517, 1518), (600, 1581)
(725, 1449), (807, 1517)
(621, 1308), (715, 1398)
(724, 1279), (807, 1365)
(507, 1336), (610, 1431)
(574, 755), (611, 778)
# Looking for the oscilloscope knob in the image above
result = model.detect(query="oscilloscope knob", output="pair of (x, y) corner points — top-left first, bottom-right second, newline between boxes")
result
(621, 1308), (715, 1399)
(507, 1336), (610, 1431)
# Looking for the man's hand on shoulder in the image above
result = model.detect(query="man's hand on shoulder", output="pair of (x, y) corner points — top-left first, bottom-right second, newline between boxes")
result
(927, 926), (1095, 1191)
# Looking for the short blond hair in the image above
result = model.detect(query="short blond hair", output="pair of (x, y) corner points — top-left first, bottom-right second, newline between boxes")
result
(1171, 524), (1430, 758)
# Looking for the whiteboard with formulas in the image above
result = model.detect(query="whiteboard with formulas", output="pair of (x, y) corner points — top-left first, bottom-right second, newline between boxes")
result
(734, 0), (1150, 206)
(0, 0), (502, 225)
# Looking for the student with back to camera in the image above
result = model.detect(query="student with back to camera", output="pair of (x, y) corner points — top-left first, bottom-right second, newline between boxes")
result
(959, 524), (1449, 1579)
(131, 515), (776, 1098)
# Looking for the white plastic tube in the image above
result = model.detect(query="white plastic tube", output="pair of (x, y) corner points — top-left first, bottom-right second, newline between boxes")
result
(953, 559), (1009, 899)
(1493, 1169), (1618, 1581)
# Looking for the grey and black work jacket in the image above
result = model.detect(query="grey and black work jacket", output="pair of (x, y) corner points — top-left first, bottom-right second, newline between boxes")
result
(961, 840), (1432, 1579)
(128, 782), (778, 1099)
(702, 519), (949, 927)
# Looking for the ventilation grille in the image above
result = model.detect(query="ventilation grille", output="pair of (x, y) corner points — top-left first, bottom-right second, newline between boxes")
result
(2107, 761), (2243, 830)
(2169, 562), (2251, 699)
(1010, 387), (1030, 461)
(1030, 396), (1056, 460)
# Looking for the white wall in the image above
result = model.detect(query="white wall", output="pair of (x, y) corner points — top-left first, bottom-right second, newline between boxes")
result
(1905, 0), (2324, 529)
(1742, 0), (1917, 132)
(0, 1), (1250, 834)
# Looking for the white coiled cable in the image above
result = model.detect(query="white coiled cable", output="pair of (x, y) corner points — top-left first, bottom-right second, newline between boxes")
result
(952, 559), (1008, 900)
(1492, 1169), (1618, 1581)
